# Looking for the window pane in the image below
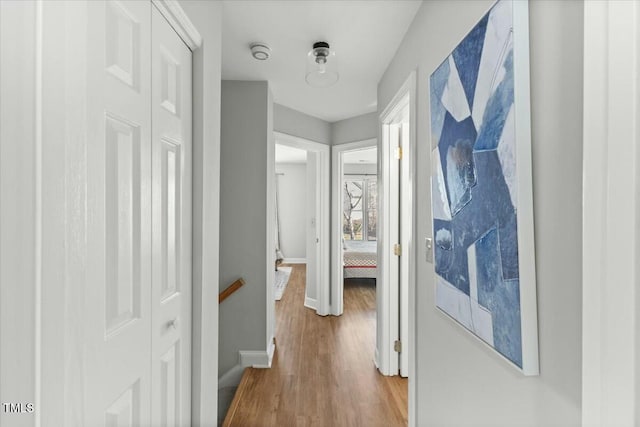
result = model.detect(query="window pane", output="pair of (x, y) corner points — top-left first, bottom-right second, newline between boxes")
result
(344, 210), (363, 241)
(344, 181), (363, 211)
(367, 180), (377, 210)
(366, 179), (377, 240)
(343, 180), (364, 240)
(367, 210), (377, 240)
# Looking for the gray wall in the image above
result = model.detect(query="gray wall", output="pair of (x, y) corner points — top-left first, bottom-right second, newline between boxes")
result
(332, 112), (378, 145)
(378, 1), (583, 425)
(274, 103), (377, 146)
(275, 163), (307, 260)
(274, 103), (331, 145)
(219, 81), (271, 375)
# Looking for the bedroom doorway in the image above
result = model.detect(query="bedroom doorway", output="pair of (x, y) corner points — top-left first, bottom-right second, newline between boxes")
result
(331, 139), (378, 316)
(271, 132), (330, 318)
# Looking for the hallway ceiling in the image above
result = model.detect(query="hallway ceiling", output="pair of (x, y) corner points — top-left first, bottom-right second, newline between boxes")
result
(222, 1), (421, 123)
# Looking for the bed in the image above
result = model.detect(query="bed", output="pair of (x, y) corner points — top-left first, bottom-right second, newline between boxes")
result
(343, 240), (377, 279)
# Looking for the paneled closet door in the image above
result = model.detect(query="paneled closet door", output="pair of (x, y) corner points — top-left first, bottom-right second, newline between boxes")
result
(84, 1), (192, 425)
(150, 5), (192, 426)
(85, 1), (153, 425)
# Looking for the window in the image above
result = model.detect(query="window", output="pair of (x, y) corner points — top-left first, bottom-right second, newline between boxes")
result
(343, 176), (377, 241)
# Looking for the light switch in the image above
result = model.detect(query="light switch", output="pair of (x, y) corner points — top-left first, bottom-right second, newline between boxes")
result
(425, 237), (433, 263)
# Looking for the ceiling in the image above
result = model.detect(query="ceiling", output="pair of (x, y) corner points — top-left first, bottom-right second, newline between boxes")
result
(222, 1), (421, 123)
(275, 144), (307, 164)
(343, 147), (377, 164)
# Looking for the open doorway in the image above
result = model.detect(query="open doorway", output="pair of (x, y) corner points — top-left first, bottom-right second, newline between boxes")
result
(331, 139), (378, 317)
(271, 132), (330, 318)
(342, 147), (378, 281)
(274, 143), (307, 306)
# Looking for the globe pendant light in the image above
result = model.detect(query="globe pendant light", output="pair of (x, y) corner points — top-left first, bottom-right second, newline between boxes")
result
(306, 41), (339, 88)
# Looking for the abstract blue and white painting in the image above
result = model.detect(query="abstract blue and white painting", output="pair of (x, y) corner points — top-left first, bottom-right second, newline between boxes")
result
(430, 0), (538, 373)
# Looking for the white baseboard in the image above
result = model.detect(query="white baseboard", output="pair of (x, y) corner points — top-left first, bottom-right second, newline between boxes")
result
(304, 296), (317, 310)
(239, 350), (269, 368)
(218, 364), (245, 389)
(266, 335), (275, 367)
(282, 258), (306, 264)
(374, 348), (380, 370)
(239, 337), (276, 369)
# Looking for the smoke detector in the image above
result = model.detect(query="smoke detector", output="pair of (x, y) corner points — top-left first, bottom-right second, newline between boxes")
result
(250, 43), (271, 61)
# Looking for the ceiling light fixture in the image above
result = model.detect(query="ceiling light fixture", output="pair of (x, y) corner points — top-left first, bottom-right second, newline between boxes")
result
(250, 43), (271, 60)
(306, 41), (339, 88)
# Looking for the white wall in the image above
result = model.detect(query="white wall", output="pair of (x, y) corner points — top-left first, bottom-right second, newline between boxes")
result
(378, 1), (583, 425)
(219, 81), (272, 376)
(275, 164), (307, 260)
(0, 4), (38, 426)
(332, 112), (378, 145)
(274, 103), (331, 145)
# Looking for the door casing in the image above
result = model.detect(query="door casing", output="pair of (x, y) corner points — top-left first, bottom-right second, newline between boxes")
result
(378, 71), (417, 424)
(331, 138), (378, 316)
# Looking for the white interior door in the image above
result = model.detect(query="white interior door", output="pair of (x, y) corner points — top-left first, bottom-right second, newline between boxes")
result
(388, 123), (401, 375)
(85, 1), (153, 424)
(306, 151), (318, 306)
(399, 121), (411, 378)
(84, 2), (192, 425)
(150, 5), (192, 426)
(384, 112), (410, 377)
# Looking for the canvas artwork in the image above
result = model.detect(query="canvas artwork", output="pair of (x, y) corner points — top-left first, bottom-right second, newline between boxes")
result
(429, 0), (538, 374)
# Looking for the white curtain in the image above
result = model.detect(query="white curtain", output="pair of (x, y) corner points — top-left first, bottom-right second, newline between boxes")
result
(275, 174), (284, 262)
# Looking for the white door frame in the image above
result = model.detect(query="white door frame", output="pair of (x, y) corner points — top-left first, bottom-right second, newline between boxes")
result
(150, 3), (221, 424)
(582, 1), (640, 425)
(272, 131), (331, 316)
(331, 138), (377, 316)
(378, 71), (416, 420)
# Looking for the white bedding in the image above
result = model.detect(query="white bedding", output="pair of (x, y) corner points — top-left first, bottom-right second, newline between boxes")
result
(343, 240), (377, 279)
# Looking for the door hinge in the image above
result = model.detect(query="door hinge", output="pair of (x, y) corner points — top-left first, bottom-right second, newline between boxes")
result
(394, 340), (402, 353)
(393, 243), (402, 256)
(394, 147), (403, 160)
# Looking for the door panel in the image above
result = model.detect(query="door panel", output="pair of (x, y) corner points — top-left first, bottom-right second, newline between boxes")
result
(151, 5), (192, 426)
(159, 343), (180, 426)
(104, 113), (143, 335)
(105, 381), (141, 427)
(86, 1), (152, 425)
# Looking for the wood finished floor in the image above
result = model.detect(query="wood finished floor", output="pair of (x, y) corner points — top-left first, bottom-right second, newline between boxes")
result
(225, 264), (408, 427)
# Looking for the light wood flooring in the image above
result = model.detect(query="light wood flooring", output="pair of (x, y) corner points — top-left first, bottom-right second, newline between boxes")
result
(224, 264), (408, 427)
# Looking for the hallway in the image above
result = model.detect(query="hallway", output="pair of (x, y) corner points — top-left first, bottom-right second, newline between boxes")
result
(224, 264), (407, 426)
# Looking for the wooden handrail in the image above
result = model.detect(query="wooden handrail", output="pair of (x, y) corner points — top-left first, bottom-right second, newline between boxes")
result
(219, 278), (245, 303)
